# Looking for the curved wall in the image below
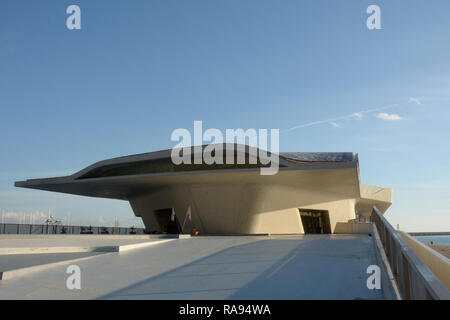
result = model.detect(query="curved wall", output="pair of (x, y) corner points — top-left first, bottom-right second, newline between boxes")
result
(129, 181), (360, 234)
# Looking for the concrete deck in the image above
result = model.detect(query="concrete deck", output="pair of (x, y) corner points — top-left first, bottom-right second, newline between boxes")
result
(0, 234), (383, 299)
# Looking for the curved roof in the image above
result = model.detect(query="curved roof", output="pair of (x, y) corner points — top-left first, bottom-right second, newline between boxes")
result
(14, 144), (359, 200)
(280, 152), (355, 163)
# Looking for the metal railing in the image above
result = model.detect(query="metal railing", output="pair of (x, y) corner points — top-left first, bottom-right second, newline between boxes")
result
(371, 207), (450, 300)
(0, 223), (146, 235)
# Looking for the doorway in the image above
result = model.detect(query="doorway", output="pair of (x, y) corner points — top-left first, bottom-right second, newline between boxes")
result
(299, 209), (331, 234)
(154, 208), (181, 234)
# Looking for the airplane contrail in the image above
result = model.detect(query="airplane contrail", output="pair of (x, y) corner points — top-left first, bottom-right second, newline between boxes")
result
(282, 103), (399, 133)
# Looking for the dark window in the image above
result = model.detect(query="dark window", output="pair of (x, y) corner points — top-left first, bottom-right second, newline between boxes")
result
(77, 153), (281, 179)
(299, 209), (331, 234)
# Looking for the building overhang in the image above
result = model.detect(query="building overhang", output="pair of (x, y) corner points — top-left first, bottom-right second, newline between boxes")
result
(15, 144), (361, 201)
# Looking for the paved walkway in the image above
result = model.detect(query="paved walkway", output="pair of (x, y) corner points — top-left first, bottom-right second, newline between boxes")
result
(0, 235), (384, 299)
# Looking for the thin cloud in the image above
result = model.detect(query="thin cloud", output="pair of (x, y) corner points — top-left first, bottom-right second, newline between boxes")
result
(377, 113), (403, 121)
(353, 112), (363, 119)
(409, 97), (421, 105)
(284, 103), (398, 133)
(329, 122), (341, 128)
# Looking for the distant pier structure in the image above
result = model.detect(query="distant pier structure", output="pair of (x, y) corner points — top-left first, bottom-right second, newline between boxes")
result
(408, 232), (450, 236)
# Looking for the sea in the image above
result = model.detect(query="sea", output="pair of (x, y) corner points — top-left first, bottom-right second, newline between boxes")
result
(413, 235), (450, 246)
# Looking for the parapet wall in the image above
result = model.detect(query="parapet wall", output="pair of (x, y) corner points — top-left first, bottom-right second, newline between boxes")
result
(334, 222), (372, 234)
(399, 231), (450, 291)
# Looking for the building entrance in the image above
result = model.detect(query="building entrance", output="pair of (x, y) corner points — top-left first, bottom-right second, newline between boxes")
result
(154, 208), (181, 234)
(299, 209), (331, 234)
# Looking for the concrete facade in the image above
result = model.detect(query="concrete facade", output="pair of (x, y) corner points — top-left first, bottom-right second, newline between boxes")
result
(15, 144), (392, 235)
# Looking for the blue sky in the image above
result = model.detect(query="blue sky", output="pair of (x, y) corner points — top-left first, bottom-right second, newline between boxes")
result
(1, 1), (449, 231)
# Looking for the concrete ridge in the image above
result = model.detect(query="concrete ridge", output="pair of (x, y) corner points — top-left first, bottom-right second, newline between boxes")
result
(0, 252), (114, 281)
(0, 239), (174, 255)
(0, 234), (189, 240)
(0, 240), (175, 280)
(0, 234), (153, 239)
(118, 239), (174, 252)
(0, 246), (118, 255)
